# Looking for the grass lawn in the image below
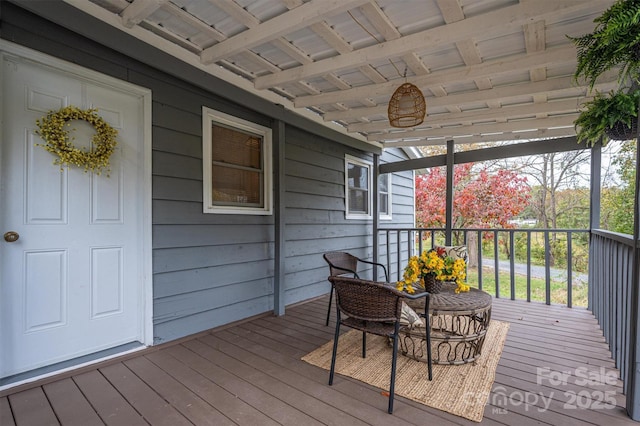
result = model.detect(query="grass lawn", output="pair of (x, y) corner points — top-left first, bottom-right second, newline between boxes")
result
(466, 267), (589, 307)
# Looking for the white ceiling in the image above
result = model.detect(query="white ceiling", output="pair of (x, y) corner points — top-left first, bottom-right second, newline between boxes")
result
(65, 0), (619, 150)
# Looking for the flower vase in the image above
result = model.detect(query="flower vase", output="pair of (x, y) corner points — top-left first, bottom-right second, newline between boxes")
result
(423, 274), (442, 294)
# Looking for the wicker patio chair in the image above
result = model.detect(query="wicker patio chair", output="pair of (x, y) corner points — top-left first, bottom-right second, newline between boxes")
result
(322, 252), (389, 326)
(327, 276), (432, 414)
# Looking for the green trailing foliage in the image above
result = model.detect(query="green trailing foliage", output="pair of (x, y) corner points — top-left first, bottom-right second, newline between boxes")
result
(570, 0), (640, 89)
(571, 1), (640, 146)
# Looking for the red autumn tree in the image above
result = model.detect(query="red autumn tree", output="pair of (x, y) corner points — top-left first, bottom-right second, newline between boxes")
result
(415, 163), (530, 229)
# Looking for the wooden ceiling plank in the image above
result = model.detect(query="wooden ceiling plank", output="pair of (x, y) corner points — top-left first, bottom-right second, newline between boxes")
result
(163, 2), (226, 44)
(200, 0), (370, 64)
(358, 2), (401, 40)
(323, 73), (351, 90)
(282, 0), (304, 9)
(293, 81), (322, 95)
(383, 127), (575, 147)
(455, 38), (493, 90)
(402, 52), (429, 75)
(271, 38), (312, 64)
(238, 51), (280, 74)
(255, 1), (602, 89)
(310, 22), (353, 54)
(359, 65), (387, 84)
(120, 0), (168, 28)
(435, 0), (465, 23)
(525, 20), (547, 83)
(212, 0), (260, 28)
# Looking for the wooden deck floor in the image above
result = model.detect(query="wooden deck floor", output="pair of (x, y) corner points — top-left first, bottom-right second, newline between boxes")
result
(1, 296), (637, 426)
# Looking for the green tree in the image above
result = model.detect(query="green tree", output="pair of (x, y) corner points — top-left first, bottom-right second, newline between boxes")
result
(602, 140), (636, 234)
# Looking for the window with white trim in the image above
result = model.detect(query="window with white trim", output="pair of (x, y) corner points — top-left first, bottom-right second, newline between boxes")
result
(379, 173), (392, 220)
(345, 155), (372, 219)
(202, 107), (272, 215)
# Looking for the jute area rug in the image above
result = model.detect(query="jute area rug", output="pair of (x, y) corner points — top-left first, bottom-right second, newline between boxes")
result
(302, 320), (509, 422)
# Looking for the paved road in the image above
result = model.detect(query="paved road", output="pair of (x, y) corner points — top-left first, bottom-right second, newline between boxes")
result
(481, 258), (588, 284)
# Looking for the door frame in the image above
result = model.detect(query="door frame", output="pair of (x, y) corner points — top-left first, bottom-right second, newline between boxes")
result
(0, 40), (153, 371)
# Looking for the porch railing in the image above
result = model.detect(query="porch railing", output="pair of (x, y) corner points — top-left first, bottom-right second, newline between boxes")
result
(589, 229), (638, 397)
(377, 227), (590, 308)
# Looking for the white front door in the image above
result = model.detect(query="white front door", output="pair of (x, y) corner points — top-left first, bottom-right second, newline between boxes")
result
(0, 47), (151, 378)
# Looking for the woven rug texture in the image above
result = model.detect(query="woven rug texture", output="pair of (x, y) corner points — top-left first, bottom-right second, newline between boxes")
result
(302, 320), (510, 422)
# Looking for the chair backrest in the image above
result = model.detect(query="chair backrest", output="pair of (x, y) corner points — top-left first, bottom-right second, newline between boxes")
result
(328, 276), (403, 323)
(323, 251), (359, 278)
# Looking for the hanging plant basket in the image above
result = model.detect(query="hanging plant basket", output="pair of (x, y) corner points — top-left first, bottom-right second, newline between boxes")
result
(604, 119), (639, 141)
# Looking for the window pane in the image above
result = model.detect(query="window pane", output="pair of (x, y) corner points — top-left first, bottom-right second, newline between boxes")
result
(212, 166), (262, 206)
(212, 124), (262, 170)
(379, 175), (388, 192)
(379, 193), (389, 214)
(348, 163), (368, 190)
(349, 189), (368, 213)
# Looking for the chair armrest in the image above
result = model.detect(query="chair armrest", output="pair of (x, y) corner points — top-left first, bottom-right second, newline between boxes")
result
(400, 290), (431, 318)
(357, 258), (389, 281)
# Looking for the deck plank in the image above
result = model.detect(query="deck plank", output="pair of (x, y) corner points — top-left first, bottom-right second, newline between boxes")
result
(0, 396), (16, 426)
(8, 387), (59, 426)
(1, 296), (638, 426)
(43, 378), (103, 426)
(99, 363), (191, 426)
(72, 370), (148, 426)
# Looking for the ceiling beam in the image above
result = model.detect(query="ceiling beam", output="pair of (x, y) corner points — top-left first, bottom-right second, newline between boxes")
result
(348, 98), (592, 133)
(369, 114), (579, 142)
(120, 0), (167, 28)
(380, 136), (583, 174)
(382, 127), (575, 148)
(200, 0), (370, 64)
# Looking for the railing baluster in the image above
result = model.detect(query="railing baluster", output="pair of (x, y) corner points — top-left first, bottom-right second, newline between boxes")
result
(494, 230), (500, 298)
(567, 231), (573, 308)
(544, 230), (551, 305)
(509, 230), (515, 300)
(386, 230), (391, 281)
(396, 230), (401, 282)
(477, 230), (483, 291)
(526, 230), (531, 303)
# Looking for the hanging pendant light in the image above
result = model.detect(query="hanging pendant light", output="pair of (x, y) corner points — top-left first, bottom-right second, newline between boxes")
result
(388, 82), (426, 128)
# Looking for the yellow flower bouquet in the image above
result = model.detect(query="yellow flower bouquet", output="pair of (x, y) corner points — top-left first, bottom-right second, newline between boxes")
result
(397, 247), (469, 294)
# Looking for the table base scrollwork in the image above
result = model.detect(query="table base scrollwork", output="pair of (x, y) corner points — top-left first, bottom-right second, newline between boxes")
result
(402, 283), (492, 365)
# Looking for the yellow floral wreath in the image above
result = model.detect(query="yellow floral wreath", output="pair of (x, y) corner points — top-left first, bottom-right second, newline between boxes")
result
(35, 106), (118, 175)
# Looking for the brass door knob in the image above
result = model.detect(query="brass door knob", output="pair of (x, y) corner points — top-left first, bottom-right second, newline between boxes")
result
(3, 231), (19, 242)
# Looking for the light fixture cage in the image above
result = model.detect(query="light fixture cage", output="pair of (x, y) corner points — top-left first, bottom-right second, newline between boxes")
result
(388, 82), (426, 128)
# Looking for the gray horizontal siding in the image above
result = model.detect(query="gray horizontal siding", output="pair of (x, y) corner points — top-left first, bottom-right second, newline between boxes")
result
(283, 130), (414, 299)
(1, 2), (415, 345)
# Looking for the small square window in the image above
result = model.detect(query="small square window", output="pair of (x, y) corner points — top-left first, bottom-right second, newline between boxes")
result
(345, 155), (372, 219)
(379, 173), (392, 220)
(203, 107), (272, 215)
